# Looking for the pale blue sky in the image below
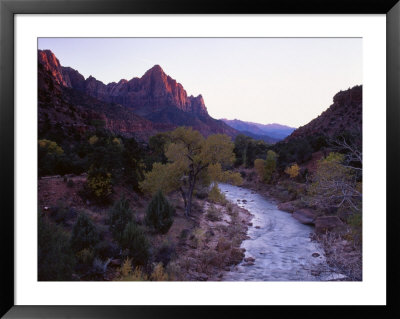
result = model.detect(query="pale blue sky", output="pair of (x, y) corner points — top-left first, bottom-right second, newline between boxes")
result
(38, 38), (362, 127)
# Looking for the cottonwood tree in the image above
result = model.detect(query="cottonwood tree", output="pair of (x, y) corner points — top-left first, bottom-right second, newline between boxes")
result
(253, 151), (278, 183)
(307, 126), (363, 213)
(254, 158), (266, 181)
(140, 127), (242, 217)
(308, 152), (362, 213)
(330, 131), (362, 172)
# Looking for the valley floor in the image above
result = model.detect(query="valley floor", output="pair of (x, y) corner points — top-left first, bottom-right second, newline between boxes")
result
(38, 167), (362, 281)
(38, 174), (252, 281)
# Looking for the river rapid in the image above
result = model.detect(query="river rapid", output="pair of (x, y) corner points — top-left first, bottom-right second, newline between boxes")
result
(219, 183), (346, 281)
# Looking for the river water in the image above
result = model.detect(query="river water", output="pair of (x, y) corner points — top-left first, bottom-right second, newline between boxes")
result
(219, 183), (346, 281)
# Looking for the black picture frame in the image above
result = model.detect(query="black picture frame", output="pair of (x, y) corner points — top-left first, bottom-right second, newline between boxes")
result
(1, 0), (399, 318)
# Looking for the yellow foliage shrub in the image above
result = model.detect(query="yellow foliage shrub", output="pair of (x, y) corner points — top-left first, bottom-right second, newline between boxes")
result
(119, 258), (149, 281)
(150, 263), (169, 281)
(120, 258), (133, 277)
(208, 183), (227, 204)
(285, 163), (300, 179)
(112, 137), (122, 145)
(254, 158), (266, 180)
(38, 139), (64, 155)
(88, 135), (99, 145)
(87, 166), (112, 199)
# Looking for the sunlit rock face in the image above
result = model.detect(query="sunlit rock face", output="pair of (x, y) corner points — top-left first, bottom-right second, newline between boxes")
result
(38, 50), (72, 88)
(58, 60), (209, 117)
(38, 49), (237, 140)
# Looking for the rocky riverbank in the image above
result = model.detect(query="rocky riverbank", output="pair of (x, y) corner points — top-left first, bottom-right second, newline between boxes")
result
(234, 169), (362, 281)
(173, 198), (253, 281)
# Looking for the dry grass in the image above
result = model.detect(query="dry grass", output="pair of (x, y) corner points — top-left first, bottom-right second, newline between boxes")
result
(313, 231), (362, 281)
(206, 205), (222, 222)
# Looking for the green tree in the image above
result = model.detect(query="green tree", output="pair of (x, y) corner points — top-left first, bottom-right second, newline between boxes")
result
(148, 132), (171, 165)
(272, 137), (313, 169)
(38, 139), (68, 176)
(120, 222), (150, 266)
(233, 134), (268, 167)
(122, 138), (144, 191)
(70, 213), (100, 253)
(108, 196), (133, 243)
(233, 134), (249, 166)
(140, 127), (241, 216)
(264, 150), (278, 183)
(38, 213), (75, 281)
(145, 190), (175, 234)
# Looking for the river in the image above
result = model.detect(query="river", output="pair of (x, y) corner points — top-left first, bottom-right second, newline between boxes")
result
(219, 183), (347, 281)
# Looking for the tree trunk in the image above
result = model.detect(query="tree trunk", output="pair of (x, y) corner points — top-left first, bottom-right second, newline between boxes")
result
(185, 197), (191, 217)
(185, 183), (195, 217)
(180, 187), (187, 210)
(184, 172), (197, 217)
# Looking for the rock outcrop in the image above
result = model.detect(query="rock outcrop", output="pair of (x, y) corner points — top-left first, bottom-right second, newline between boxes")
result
(38, 55), (172, 142)
(292, 209), (316, 225)
(314, 216), (344, 234)
(38, 49), (238, 139)
(38, 50), (72, 87)
(62, 64), (210, 118)
(277, 201), (298, 213)
(39, 50), (209, 118)
(285, 85), (362, 141)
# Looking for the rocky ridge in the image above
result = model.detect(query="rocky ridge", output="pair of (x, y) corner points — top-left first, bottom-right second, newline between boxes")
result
(285, 85), (362, 141)
(38, 49), (238, 140)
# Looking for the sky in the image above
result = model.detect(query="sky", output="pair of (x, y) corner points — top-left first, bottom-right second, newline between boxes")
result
(38, 38), (362, 128)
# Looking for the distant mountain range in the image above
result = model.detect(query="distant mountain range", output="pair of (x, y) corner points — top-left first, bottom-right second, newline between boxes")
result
(38, 49), (359, 146)
(221, 119), (295, 142)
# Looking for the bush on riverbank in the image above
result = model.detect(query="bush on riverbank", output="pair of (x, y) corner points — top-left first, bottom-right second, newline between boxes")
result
(206, 205), (222, 222)
(208, 184), (227, 205)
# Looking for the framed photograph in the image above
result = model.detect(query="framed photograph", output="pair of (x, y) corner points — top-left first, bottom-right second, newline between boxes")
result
(1, 0), (399, 317)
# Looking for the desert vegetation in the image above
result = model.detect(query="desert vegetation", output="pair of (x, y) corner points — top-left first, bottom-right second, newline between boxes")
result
(234, 126), (363, 280)
(140, 127), (242, 216)
(38, 126), (249, 281)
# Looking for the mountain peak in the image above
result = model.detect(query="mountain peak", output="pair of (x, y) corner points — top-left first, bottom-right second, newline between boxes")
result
(38, 50), (211, 118)
(145, 64), (166, 76)
(38, 49), (71, 87)
(151, 64), (163, 71)
(38, 50), (238, 141)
